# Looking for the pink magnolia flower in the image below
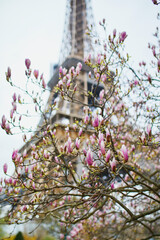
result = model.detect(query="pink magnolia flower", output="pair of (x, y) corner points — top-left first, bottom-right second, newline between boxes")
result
(59, 66), (63, 74)
(134, 79), (139, 85)
(140, 132), (146, 143)
(119, 31), (127, 42)
(42, 79), (46, 89)
(12, 93), (16, 102)
(78, 128), (83, 137)
(75, 138), (80, 149)
(92, 114), (99, 128)
(63, 68), (67, 75)
(101, 74), (107, 83)
(76, 65), (80, 75)
(5, 123), (11, 134)
(1, 115), (6, 129)
(23, 149), (27, 158)
(67, 137), (73, 153)
(3, 163), (8, 174)
(106, 128), (110, 142)
(121, 144), (128, 162)
(100, 140), (105, 155)
(77, 62), (82, 70)
(113, 28), (117, 38)
(33, 70), (39, 79)
(25, 58), (31, 69)
(98, 131), (104, 145)
(12, 149), (18, 160)
(12, 102), (17, 112)
(60, 234), (64, 239)
(9, 178), (12, 184)
(67, 80), (71, 88)
(32, 182), (35, 189)
(110, 158), (116, 172)
(99, 89), (104, 100)
(70, 229), (77, 238)
(6, 67), (11, 80)
(97, 55), (101, 65)
(10, 110), (14, 119)
(152, 0), (158, 5)
(105, 149), (111, 162)
(23, 205), (27, 212)
(111, 182), (114, 189)
(146, 125), (151, 137)
(86, 148), (93, 165)
(90, 135), (95, 145)
(84, 114), (89, 124)
(58, 80), (63, 89)
(43, 150), (50, 159)
(98, 150), (101, 159)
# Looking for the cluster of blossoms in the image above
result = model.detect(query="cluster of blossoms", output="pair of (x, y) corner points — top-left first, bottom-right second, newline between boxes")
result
(0, 21), (160, 240)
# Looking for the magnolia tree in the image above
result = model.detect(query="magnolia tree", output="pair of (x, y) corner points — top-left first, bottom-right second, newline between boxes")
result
(1, 10), (160, 240)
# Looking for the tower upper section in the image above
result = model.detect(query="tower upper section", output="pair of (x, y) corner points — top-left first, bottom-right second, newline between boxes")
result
(59, 0), (95, 64)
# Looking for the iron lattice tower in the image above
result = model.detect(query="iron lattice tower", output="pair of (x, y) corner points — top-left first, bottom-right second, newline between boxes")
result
(59, 0), (95, 64)
(45, 0), (101, 126)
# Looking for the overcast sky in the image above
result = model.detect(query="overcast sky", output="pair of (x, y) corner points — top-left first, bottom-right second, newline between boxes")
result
(0, 0), (159, 179)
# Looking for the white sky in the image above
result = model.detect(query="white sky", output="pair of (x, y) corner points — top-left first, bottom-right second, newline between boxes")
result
(0, 0), (159, 179)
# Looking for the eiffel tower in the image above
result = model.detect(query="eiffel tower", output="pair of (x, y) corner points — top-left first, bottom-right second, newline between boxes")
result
(45, 0), (100, 126)
(20, 0), (105, 155)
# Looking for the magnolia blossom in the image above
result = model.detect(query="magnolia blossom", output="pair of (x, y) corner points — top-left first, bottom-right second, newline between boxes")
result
(59, 66), (63, 74)
(99, 89), (104, 100)
(32, 182), (35, 189)
(100, 140), (105, 155)
(106, 128), (110, 142)
(140, 132), (146, 143)
(86, 148), (93, 165)
(101, 74), (107, 82)
(119, 31), (127, 42)
(6, 67), (11, 80)
(3, 163), (8, 174)
(92, 114), (99, 128)
(33, 69), (39, 79)
(12, 93), (17, 102)
(152, 0), (158, 5)
(105, 149), (111, 162)
(60, 234), (64, 239)
(78, 128), (83, 137)
(90, 135), (95, 145)
(1, 115), (6, 129)
(67, 137), (73, 153)
(12, 149), (18, 161)
(42, 79), (46, 89)
(75, 138), (80, 149)
(98, 131), (104, 145)
(121, 144), (128, 162)
(43, 150), (50, 159)
(67, 80), (71, 88)
(146, 125), (151, 137)
(84, 114), (89, 124)
(113, 28), (116, 37)
(110, 158), (116, 172)
(25, 58), (31, 69)
(111, 182), (114, 189)
(5, 123), (11, 134)
(97, 55), (101, 65)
